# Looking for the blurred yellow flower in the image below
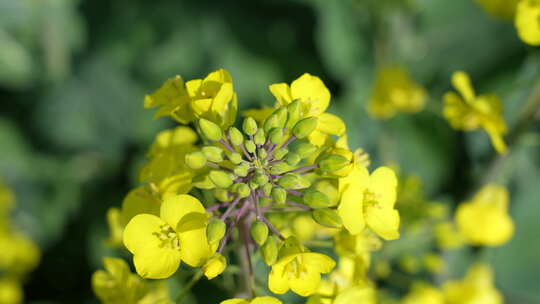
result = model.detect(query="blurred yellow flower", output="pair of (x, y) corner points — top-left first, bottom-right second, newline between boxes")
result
(443, 264), (503, 304)
(0, 278), (23, 304)
(443, 71), (508, 154)
(338, 166), (400, 240)
(515, 0), (540, 45)
(435, 221), (465, 250)
(475, 0), (519, 20)
(401, 282), (444, 304)
(455, 184), (514, 246)
(367, 66), (427, 119)
(145, 69), (237, 127)
(269, 73), (346, 146)
(202, 253), (227, 280)
(220, 297), (282, 304)
(123, 194), (215, 279)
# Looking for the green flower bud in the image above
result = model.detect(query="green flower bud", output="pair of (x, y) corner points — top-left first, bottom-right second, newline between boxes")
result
(214, 189), (231, 202)
(185, 151), (207, 169)
(206, 219), (227, 244)
(228, 127), (244, 146)
(312, 208), (342, 228)
(286, 100), (302, 129)
(293, 142), (318, 159)
(269, 128), (284, 145)
(271, 187), (287, 204)
(292, 117), (318, 139)
(257, 149), (268, 160)
(314, 179), (339, 207)
(250, 221), (269, 246)
(318, 154), (350, 172)
(274, 107), (288, 128)
(254, 172), (269, 186)
(263, 113), (280, 133)
(261, 235), (279, 266)
(245, 140), (256, 153)
(233, 163), (250, 177)
(254, 128), (266, 145)
(273, 148), (288, 160)
(228, 152), (243, 164)
(243, 117), (258, 136)
(202, 146), (224, 163)
(236, 183), (251, 198)
(199, 118), (223, 141)
(277, 173), (311, 190)
(269, 162), (293, 175)
(303, 189), (331, 208)
(249, 179), (259, 190)
(285, 152), (301, 166)
(262, 183), (273, 197)
(209, 170), (234, 188)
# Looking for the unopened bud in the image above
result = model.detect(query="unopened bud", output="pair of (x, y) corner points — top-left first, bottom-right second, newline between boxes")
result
(319, 154), (349, 172)
(202, 146), (224, 163)
(199, 119), (223, 141)
(268, 128), (284, 145)
(285, 152), (301, 166)
(264, 113), (280, 133)
(294, 142), (318, 159)
(245, 140), (256, 153)
(214, 189), (230, 202)
(274, 107), (288, 128)
(228, 127), (244, 146)
(261, 235), (279, 266)
(286, 100), (302, 129)
(257, 149), (268, 160)
(250, 221), (269, 246)
(254, 128), (265, 145)
(262, 183), (273, 197)
(228, 152), (243, 164)
(312, 208), (342, 228)
(243, 117), (258, 136)
(292, 117), (318, 139)
(303, 189), (331, 208)
(233, 163), (250, 177)
(209, 170), (234, 188)
(203, 254), (227, 280)
(206, 219), (227, 244)
(278, 173), (311, 190)
(185, 151), (206, 169)
(254, 172), (269, 186)
(235, 183), (251, 198)
(314, 180), (339, 207)
(269, 162), (293, 175)
(271, 187), (287, 204)
(274, 148), (288, 160)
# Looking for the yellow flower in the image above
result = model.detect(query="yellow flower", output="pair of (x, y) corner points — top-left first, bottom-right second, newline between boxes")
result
(220, 296), (282, 304)
(367, 66), (427, 119)
(145, 69), (237, 127)
(92, 257), (173, 304)
(139, 126), (199, 197)
(443, 71), (508, 154)
(123, 194), (215, 279)
(435, 221), (465, 250)
(443, 264), (503, 304)
(268, 237), (335, 297)
(338, 165), (400, 240)
(269, 73), (346, 146)
(455, 184), (514, 246)
(515, 0), (540, 45)
(0, 278), (23, 304)
(202, 253), (227, 280)
(401, 282), (444, 304)
(0, 232), (40, 275)
(475, 0), (519, 20)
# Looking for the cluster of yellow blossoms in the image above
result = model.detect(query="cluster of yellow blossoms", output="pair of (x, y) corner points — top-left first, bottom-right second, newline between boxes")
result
(94, 69), (515, 304)
(476, 0), (540, 45)
(0, 180), (40, 304)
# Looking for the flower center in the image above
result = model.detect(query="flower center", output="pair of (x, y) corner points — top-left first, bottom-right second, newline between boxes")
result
(153, 224), (180, 250)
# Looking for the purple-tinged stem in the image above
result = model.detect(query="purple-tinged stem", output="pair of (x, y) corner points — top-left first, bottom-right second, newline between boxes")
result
(280, 135), (296, 149)
(206, 201), (231, 212)
(288, 164), (319, 174)
(286, 200), (312, 210)
(258, 215), (285, 240)
(220, 197), (241, 220)
(240, 144), (253, 161)
(220, 139), (236, 154)
(286, 189), (303, 197)
(239, 219), (256, 297)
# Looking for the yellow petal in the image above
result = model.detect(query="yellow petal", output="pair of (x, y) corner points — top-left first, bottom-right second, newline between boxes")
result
(451, 71), (476, 102)
(317, 113), (346, 136)
(334, 286), (375, 304)
(289, 267), (321, 297)
(484, 123), (508, 154)
(221, 299), (249, 304)
(269, 83), (293, 106)
(290, 73), (330, 116)
(133, 248), (181, 279)
(268, 263), (290, 294)
(205, 68), (233, 83)
(212, 82), (234, 114)
(251, 297), (283, 304)
(515, 0), (540, 46)
(160, 194), (206, 229)
(178, 218), (214, 267)
(338, 185), (366, 235)
(121, 187), (160, 225)
(443, 92), (479, 131)
(338, 164), (369, 194)
(368, 166), (397, 208)
(123, 214), (164, 254)
(365, 206), (400, 240)
(302, 253), (336, 273)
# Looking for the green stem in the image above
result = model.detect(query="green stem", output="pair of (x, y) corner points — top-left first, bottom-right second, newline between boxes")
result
(176, 271), (203, 303)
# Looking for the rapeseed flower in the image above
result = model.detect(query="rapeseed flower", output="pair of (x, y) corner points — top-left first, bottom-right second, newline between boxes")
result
(443, 71), (508, 154)
(515, 0), (540, 45)
(220, 297), (282, 304)
(443, 264), (503, 304)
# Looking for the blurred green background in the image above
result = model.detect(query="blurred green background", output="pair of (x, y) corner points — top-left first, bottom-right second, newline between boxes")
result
(0, 0), (539, 303)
